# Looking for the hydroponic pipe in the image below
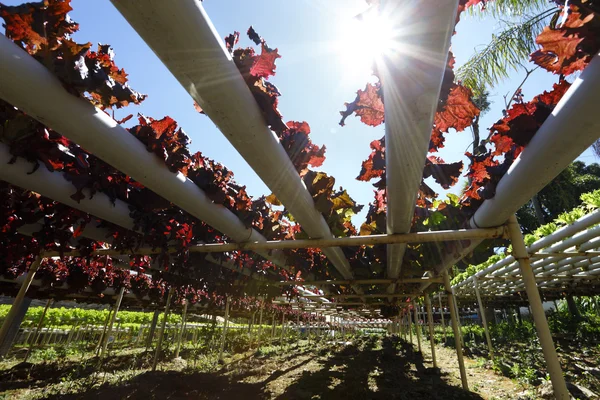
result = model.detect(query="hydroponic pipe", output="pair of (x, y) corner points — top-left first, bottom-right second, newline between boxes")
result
(381, 0), (459, 290)
(471, 231), (600, 293)
(471, 53), (600, 229)
(109, 0), (355, 282)
(451, 209), (600, 290)
(486, 228), (600, 280)
(488, 228), (600, 280)
(0, 147), (292, 288)
(0, 143), (134, 230)
(426, 52), (600, 287)
(0, 34), (288, 270)
(17, 221), (110, 244)
(458, 255), (600, 296)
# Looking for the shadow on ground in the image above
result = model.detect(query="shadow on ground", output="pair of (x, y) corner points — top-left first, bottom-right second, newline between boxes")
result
(5, 337), (483, 400)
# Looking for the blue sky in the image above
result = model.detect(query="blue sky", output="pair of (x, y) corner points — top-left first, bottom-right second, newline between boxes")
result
(3, 0), (596, 226)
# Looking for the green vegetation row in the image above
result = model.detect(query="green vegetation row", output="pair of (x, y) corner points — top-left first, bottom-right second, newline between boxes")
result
(0, 305), (182, 328)
(433, 301), (600, 347)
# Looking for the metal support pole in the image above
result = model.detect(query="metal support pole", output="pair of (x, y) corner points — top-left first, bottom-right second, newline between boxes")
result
(24, 298), (52, 362)
(413, 301), (422, 353)
(100, 286), (125, 359)
(507, 215), (569, 400)
(438, 294), (447, 342)
(280, 313), (285, 342)
(452, 287), (464, 347)
(443, 271), (468, 391)
(218, 296), (231, 362)
(257, 302), (264, 348)
(473, 277), (493, 356)
(408, 310), (413, 344)
(401, 313), (405, 339)
(146, 308), (160, 350)
(271, 314), (276, 339)
(424, 294), (437, 368)
(96, 308), (113, 355)
(152, 287), (174, 372)
(175, 300), (188, 358)
(0, 256), (41, 355)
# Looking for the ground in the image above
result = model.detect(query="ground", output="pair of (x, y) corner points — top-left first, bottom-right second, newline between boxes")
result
(0, 335), (533, 400)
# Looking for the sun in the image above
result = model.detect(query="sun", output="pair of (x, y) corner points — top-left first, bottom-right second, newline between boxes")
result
(335, 9), (398, 79)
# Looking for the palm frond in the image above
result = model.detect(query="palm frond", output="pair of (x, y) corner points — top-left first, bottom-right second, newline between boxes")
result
(456, 8), (557, 95)
(468, 0), (551, 18)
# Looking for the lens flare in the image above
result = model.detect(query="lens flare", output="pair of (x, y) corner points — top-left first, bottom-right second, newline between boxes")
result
(336, 11), (397, 78)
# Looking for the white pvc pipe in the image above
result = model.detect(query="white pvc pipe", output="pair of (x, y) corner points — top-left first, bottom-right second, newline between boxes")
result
(0, 143), (134, 230)
(453, 210), (600, 291)
(0, 34), (287, 269)
(0, 151), (294, 290)
(17, 222), (110, 244)
(428, 53), (600, 286)
(109, 0), (355, 282)
(382, 0), (459, 288)
(472, 52), (600, 228)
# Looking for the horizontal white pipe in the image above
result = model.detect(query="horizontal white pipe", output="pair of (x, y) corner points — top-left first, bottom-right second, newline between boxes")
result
(462, 256), (600, 295)
(0, 34), (287, 269)
(476, 248), (600, 293)
(0, 143), (134, 230)
(529, 210), (600, 252)
(109, 0), (356, 282)
(430, 53), (600, 291)
(499, 229), (600, 279)
(17, 222), (109, 243)
(453, 210), (600, 291)
(480, 265), (600, 295)
(383, 0), (459, 289)
(0, 150), (289, 285)
(472, 52), (600, 228)
(495, 227), (600, 278)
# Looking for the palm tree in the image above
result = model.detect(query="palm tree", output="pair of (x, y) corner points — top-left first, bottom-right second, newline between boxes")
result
(458, 0), (600, 157)
(456, 0), (558, 94)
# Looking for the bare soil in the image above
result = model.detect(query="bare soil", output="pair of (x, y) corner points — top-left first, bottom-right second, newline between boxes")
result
(0, 336), (527, 400)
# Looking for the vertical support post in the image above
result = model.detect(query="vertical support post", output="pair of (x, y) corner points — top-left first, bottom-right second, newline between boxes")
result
(218, 296), (231, 362)
(271, 314), (276, 339)
(401, 312), (405, 339)
(24, 298), (52, 362)
(408, 309), (413, 344)
(413, 300), (422, 353)
(96, 308), (113, 355)
(0, 256), (42, 356)
(452, 287), (464, 346)
(507, 214), (569, 399)
(146, 308), (160, 350)
(152, 287), (174, 372)
(257, 302), (264, 348)
(443, 271), (468, 391)
(516, 305), (523, 325)
(438, 294), (447, 342)
(100, 286), (125, 359)
(175, 300), (188, 358)
(280, 313), (285, 342)
(424, 294), (437, 368)
(473, 277), (493, 356)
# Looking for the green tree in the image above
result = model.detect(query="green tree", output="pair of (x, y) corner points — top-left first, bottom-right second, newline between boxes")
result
(516, 161), (600, 232)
